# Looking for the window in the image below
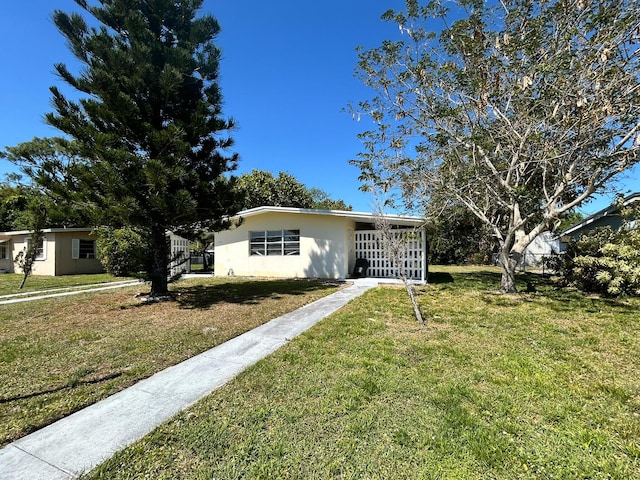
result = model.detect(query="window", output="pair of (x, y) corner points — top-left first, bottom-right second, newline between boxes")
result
(250, 230), (300, 256)
(72, 239), (96, 259)
(26, 237), (46, 261)
(0, 243), (7, 259)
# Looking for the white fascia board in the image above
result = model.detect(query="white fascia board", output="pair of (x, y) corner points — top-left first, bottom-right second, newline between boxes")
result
(0, 227), (95, 236)
(232, 206), (425, 227)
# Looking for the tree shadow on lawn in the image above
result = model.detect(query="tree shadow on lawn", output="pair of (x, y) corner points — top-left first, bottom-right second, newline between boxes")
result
(0, 371), (125, 405)
(427, 270), (501, 291)
(426, 272), (455, 284)
(477, 272), (640, 315)
(174, 279), (342, 310)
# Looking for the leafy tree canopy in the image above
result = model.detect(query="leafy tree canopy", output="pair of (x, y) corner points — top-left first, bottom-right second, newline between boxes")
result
(351, 0), (640, 292)
(308, 188), (353, 211)
(2, 0), (240, 295)
(236, 170), (352, 211)
(426, 204), (494, 265)
(236, 170), (313, 210)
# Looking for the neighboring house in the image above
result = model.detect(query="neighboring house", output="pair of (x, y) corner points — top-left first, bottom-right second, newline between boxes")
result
(0, 228), (191, 277)
(559, 192), (640, 249)
(520, 231), (561, 267)
(0, 228), (103, 276)
(214, 206), (427, 281)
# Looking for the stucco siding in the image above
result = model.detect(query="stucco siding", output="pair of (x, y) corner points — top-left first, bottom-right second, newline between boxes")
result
(215, 212), (353, 279)
(0, 230), (104, 276)
(0, 240), (13, 273)
(9, 234), (56, 276)
(54, 232), (104, 275)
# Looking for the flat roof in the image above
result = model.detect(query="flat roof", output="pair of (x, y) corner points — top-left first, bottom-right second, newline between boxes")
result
(0, 227), (94, 239)
(232, 206), (425, 227)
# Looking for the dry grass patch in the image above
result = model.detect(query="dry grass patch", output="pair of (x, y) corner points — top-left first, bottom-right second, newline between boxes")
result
(0, 273), (129, 296)
(0, 276), (341, 446)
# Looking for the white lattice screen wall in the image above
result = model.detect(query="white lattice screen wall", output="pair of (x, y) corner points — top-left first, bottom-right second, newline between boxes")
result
(354, 230), (425, 280)
(170, 236), (191, 276)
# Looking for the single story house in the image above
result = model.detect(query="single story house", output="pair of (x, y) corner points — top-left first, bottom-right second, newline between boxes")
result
(0, 228), (104, 276)
(520, 231), (561, 266)
(559, 192), (640, 247)
(214, 206), (427, 281)
(0, 228), (191, 277)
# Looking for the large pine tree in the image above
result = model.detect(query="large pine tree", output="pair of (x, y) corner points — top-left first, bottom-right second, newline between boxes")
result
(7, 0), (240, 295)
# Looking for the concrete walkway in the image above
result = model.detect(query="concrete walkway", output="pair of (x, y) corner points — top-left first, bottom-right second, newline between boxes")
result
(0, 280), (377, 479)
(0, 280), (142, 306)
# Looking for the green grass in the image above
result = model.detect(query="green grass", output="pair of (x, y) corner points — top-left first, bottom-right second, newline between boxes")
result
(0, 277), (340, 446)
(85, 267), (640, 479)
(0, 273), (129, 296)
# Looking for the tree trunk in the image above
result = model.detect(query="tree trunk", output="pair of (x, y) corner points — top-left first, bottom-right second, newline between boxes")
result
(499, 251), (519, 294)
(150, 225), (169, 297)
(403, 279), (425, 326)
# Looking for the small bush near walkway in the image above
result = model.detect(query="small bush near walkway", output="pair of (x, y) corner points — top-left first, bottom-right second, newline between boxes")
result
(86, 266), (640, 479)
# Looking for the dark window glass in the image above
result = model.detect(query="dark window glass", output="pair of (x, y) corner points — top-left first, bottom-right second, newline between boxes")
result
(79, 239), (95, 259)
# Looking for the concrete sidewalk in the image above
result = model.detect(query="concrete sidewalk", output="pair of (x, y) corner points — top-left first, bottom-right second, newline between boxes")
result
(0, 280), (142, 306)
(0, 280), (376, 479)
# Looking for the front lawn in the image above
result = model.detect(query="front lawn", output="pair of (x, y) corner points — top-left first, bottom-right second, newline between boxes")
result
(0, 277), (340, 446)
(87, 267), (640, 479)
(0, 273), (129, 296)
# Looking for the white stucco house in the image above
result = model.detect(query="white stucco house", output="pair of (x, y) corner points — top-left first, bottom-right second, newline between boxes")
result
(214, 206), (427, 281)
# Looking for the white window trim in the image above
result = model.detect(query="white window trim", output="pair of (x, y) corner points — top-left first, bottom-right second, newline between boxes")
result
(249, 229), (300, 256)
(26, 237), (47, 261)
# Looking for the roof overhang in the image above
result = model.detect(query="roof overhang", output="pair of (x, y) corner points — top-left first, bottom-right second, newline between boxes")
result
(0, 227), (95, 237)
(229, 206), (425, 228)
(560, 192), (640, 237)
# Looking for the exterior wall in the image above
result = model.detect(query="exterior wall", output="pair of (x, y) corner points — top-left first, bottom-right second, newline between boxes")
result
(8, 234), (56, 276)
(566, 214), (624, 240)
(0, 240), (13, 273)
(560, 212), (629, 252)
(215, 212), (353, 279)
(521, 231), (560, 266)
(1, 231), (103, 276)
(54, 232), (104, 275)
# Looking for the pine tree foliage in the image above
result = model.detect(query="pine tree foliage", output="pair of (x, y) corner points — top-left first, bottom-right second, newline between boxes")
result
(351, 0), (640, 293)
(4, 0), (240, 295)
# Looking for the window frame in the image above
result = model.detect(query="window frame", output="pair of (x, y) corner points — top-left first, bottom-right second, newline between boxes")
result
(26, 237), (47, 261)
(249, 229), (300, 256)
(72, 239), (96, 259)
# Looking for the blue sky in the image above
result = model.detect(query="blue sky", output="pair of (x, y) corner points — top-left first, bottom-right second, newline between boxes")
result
(0, 0), (637, 215)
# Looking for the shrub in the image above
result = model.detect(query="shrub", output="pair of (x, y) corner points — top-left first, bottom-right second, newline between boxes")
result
(95, 227), (150, 277)
(558, 208), (640, 296)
